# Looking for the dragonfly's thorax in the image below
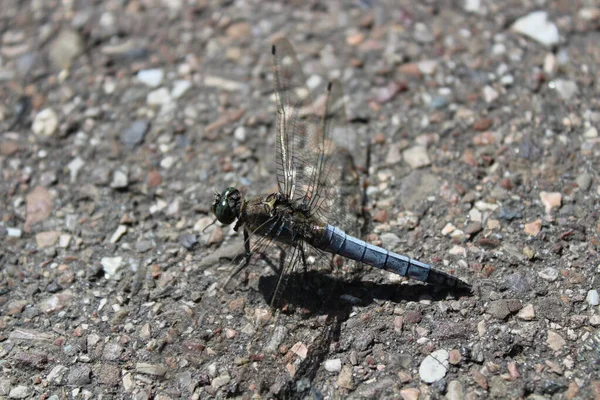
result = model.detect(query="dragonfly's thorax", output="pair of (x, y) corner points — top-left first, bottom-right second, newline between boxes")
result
(240, 192), (326, 246)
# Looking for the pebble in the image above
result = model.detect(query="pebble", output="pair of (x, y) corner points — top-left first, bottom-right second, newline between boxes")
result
(517, 304), (536, 320)
(400, 388), (420, 400)
(67, 156), (85, 182)
(136, 363), (167, 376)
(419, 349), (449, 383)
(110, 170), (129, 189)
(32, 108), (59, 136)
(576, 172), (592, 191)
(171, 80), (192, 98)
(487, 299), (522, 320)
(98, 364), (120, 386)
(180, 233), (198, 249)
(586, 290), (599, 306)
(547, 330), (566, 351)
(136, 68), (164, 87)
(234, 126), (246, 142)
(121, 120), (149, 147)
(524, 219), (542, 236)
(511, 11), (560, 47)
(47, 365), (68, 384)
(380, 233), (401, 251)
(402, 146), (431, 169)
(290, 342), (308, 359)
(336, 365), (354, 389)
(49, 29), (83, 69)
(211, 374), (231, 389)
(101, 256), (123, 280)
(102, 343), (123, 361)
(553, 80), (578, 102)
(540, 191), (561, 214)
(584, 126), (598, 139)
(147, 87), (172, 106)
(483, 86), (499, 103)
(67, 365), (91, 385)
(8, 386), (30, 399)
(446, 380), (464, 400)
(417, 60), (438, 75)
(538, 267), (559, 282)
(265, 326), (288, 353)
(324, 358), (342, 372)
(35, 231), (60, 248)
(109, 225), (128, 243)
(39, 291), (73, 313)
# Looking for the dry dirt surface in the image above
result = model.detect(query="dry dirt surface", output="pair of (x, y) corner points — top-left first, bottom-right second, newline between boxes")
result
(1, 1), (600, 399)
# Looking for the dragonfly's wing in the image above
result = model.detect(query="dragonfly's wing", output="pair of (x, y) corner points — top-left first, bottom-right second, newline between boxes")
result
(309, 79), (363, 239)
(272, 38), (323, 204)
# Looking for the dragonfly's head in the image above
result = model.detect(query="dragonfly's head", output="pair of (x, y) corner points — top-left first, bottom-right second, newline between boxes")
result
(211, 187), (242, 225)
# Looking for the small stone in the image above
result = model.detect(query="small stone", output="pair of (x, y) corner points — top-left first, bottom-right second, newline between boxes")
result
(0, 140), (19, 155)
(419, 349), (449, 383)
(98, 364), (120, 386)
(584, 126), (598, 139)
(402, 145), (431, 169)
(487, 299), (522, 320)
(180, 233), (198, 249)
(39, 291), (73, 313)
(524, 219), (542, 236)
(8, 386), (30, 399)
(547, 330), (566, 351)
(511, 11), (560, 47)
(576, 173), (592, 191)
(400, 388), (420, 400)
(111, 170), (128, 189)
(25, 186), (53, 232)
(137, 69), (164, 87)
(336, 365), (354, 389)
(483, 86), (499, 103)
(448, 349), (462, 365)
(67, 156), (85, 182)
(171, 80), (192, 99)
(211, 374), (231, 389)
(102, 343), (123, 361)
(47, 365), (69, 384)
(110, 225), (128, 243)
(7, 300), (28, 315)
(290, 342), (308, 359)
(418, 60), (438, 75)
(446, 380), (464, 400)
(49, 29), (83, 69)
(540, 191), (561, 214)
(517, 304), (535, 320)
(32, 108), (59, 136)
(122, 373), (134, 391)
(147, 87), (172, 106)
(265, 326), (288, 353)
(398, 63), (421, 77)
(464, 0), (481, 13)
(35, 231), (60, 248)
(473, 118), (493, 131)
(136, 363), (168, 376)
(538, 267), (559, 282)
(380, 233), (401, 251)
(324, 359), (342, 372)
(225, 21), (251, 40)
(586, 290), (599, 306)
(67, 365), (92, 386)
(101, 256), (123, 280)
(120, 120), (149, 148)
(553, 80), (577, 101)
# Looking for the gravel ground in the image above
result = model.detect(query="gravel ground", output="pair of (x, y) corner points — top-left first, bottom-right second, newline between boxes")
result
(1, 1), (600, 399)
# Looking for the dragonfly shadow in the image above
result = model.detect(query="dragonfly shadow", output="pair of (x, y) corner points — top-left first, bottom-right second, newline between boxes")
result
(257, 269), (473, 317)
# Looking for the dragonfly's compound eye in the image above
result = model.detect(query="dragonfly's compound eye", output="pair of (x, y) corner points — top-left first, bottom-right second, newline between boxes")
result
(214, 187), (240, 225)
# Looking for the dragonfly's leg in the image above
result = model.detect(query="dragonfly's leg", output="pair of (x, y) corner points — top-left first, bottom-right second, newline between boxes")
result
(222, 229), (252, 291)
(300, 243), (308, 274)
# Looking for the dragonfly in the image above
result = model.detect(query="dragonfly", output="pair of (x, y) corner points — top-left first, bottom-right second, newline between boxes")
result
(211, 38), (471, 304)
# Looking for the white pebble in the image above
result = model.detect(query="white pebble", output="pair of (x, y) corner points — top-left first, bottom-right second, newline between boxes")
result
(586, 290), (599, 306)
(32, 108), (59, 136)
(137, 68), (164, 87)
(419, 349), (449, 383)
(323, 359), (342, 372)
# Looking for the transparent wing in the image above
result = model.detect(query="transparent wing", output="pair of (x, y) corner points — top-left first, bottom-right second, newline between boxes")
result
(272, 38), (322, 204)
(308, 80), (363, 238)
(271, 38), (363, 237)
